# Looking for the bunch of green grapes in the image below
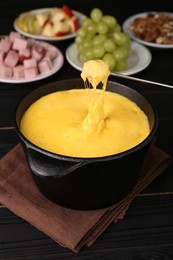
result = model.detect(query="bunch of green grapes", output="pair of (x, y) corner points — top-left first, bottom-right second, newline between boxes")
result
(75, 8), (130, 71)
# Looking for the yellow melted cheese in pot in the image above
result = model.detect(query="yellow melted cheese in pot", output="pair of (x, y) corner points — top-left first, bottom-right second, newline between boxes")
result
(20, 60), (150, 158)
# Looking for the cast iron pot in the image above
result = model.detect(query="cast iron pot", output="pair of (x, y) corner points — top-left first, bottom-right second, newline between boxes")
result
(14, 79), (158, 210)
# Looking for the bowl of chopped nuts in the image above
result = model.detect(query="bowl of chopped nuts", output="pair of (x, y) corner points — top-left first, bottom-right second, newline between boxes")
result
(123, 11), (173, 48)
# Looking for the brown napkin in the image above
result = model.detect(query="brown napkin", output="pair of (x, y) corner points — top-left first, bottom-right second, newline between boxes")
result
(0, 143), (171, 252)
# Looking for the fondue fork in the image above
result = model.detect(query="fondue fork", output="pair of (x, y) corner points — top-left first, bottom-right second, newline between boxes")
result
(110, 71), (173, 89)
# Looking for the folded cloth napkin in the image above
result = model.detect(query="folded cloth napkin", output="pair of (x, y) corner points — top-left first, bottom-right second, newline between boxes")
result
(0, 143), (171, 252)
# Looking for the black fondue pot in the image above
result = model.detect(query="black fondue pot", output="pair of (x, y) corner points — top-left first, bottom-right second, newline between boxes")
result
(14, 79), (158, 210)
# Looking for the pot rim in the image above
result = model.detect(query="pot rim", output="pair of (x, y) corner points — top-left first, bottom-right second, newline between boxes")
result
(14, 78), (158, 163)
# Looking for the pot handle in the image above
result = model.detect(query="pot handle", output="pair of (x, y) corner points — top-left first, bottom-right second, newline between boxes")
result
(26, 147), (86, 178)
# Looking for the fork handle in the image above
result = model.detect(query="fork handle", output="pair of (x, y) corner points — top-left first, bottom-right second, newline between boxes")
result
(110, 72), (173, 89)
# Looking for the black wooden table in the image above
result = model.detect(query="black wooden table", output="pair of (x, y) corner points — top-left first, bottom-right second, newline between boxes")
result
(0, 0), (173, 259)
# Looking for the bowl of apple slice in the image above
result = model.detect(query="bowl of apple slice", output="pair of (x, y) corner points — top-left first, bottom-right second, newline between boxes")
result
(14, 5), (86, 41)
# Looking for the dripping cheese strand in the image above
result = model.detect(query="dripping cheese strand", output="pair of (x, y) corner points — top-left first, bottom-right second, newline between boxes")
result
(81, 60), (110, 133)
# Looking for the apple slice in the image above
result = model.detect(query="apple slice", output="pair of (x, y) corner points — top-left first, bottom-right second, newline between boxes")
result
(36, 13), (49, 27)
(42, 22), (54, 37)
(16, 12), (30, 32)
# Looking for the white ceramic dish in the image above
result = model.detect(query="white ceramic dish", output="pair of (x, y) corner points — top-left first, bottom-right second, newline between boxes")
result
(122, 11), (173, 49)
(14, 8), (86, 42)
(0, 42), (64, 83)
(66, 41), (152, 75)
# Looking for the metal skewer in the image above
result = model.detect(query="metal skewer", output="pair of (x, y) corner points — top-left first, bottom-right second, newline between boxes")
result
(110, 71), (173, 89)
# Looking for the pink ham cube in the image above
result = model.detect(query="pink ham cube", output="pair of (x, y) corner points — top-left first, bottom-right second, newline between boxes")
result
(0, 65), (13, 77)
(13, 65), (25, 78)
(27, 38), (36, 48)
(19, 49), (31, 62)
(31, 46), (45, 61)
(45, 50), (57, 60)
(38, 57), (53, 74)
(9, 31), (22, 42)
(12, 38), (28, 51)
(24, 67), (39, 78)
(0, 38), (12, 53)
(23, 58), (37, 68)
(4, 50), (19, 68)
(0, 50), (6, 63)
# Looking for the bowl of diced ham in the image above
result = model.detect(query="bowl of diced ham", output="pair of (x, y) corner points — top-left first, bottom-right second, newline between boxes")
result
(0, 31), (64, 83)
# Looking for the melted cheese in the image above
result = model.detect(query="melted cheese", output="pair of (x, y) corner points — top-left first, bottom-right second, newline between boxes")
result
(81, 60), (110, 133)
(20, 60), (150, 158)
(81, 59), (110, 90)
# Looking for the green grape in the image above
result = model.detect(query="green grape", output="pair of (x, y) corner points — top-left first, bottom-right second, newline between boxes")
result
(93, 34), (106, 45)
(81, 54), (88, 63)
(82, 17), (93, 28)
(82, 39), (93, 50)
(93, 45), (105, 59)
(102, 15), (117, 29)
(102, 53), (116, 71)
(96, 21), (109, 34)
(87, 22), (97, 36)
(113, 24), (121, 32)
(123, 41), (131, 51)
(115, 60), (128, 71)
(117, 46), (130, 59)
(83, 48), (95, 60)
(75, 35), (83, 45)
(124, 33), (130, 42)
(90, 8), (103, 23)
(112, 48), (127, 62)
(77, 27), (87, 38)
(77, 43), (85, 54)
(104, 38), (116, 52)
(112, 31), (129, 46)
